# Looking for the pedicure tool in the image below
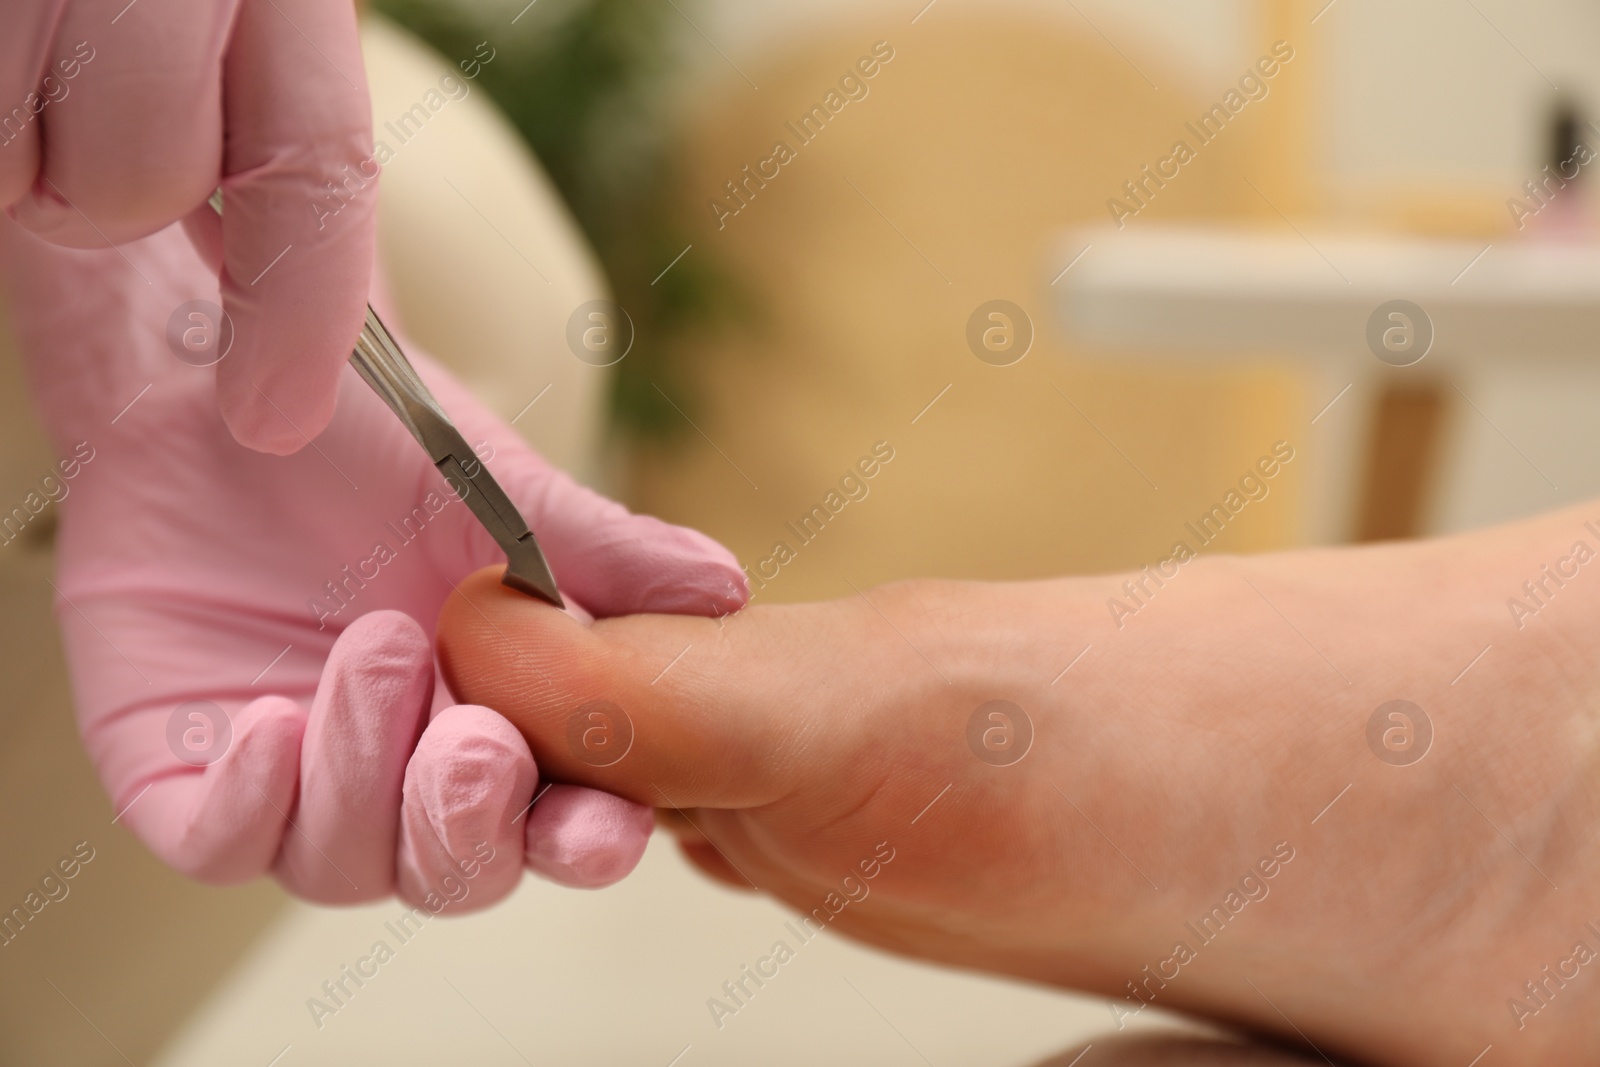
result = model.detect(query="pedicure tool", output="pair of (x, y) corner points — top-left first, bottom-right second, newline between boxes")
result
(208, 190), (565, 608)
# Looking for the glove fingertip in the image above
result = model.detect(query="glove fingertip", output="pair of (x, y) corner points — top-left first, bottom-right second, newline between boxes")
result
(215, 354), (343, 456)
(397, 706), (534, 911)
(582, 517), (750, 618)
(332, 608), (431, 669)
(525, 786), (653, 889)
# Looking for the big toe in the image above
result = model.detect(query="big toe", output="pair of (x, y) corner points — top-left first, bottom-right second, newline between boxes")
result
(438, 567), (794, 811)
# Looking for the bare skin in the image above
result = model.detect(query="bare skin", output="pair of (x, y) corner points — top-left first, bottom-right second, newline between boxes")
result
(439, 500), (1600, 1067)
(1033, 1036), (1328, 1066)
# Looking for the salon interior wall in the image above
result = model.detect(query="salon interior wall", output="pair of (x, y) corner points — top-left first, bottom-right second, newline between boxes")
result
(696, 0), (1600, 221)
(1317, 0), (1600, 534)
(672, 0), (1600, 553)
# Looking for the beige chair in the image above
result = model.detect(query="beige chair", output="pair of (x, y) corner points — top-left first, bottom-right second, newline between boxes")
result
(627, 10), (1314, 605)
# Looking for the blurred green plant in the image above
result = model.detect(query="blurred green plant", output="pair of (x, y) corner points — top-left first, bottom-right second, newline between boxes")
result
(373, 0), (744, 438)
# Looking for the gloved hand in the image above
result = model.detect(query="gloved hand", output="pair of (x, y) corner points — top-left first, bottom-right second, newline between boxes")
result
(1, 216), (747, 908)
(1, 0), (374, 455)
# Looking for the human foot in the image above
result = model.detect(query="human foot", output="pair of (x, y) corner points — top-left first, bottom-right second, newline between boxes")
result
(439, 501), (1600, 1066)
(1033, 1034), (1330, 1066)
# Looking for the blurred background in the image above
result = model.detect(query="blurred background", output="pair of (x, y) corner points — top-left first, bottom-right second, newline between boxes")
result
(6, 0), (1600, 1061)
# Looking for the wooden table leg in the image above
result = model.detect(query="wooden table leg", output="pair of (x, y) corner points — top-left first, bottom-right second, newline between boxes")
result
(1353, 381), (1448, 542)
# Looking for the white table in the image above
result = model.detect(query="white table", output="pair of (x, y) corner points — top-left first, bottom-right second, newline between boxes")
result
(1055, 225), (1600, 541)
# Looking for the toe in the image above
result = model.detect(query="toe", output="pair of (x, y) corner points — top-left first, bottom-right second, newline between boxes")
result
(438, 567), (804, 812)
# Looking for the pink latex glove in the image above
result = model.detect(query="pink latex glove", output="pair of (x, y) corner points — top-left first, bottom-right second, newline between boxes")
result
(1, 0), (374, 454)
(1, 216), (747, 907)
